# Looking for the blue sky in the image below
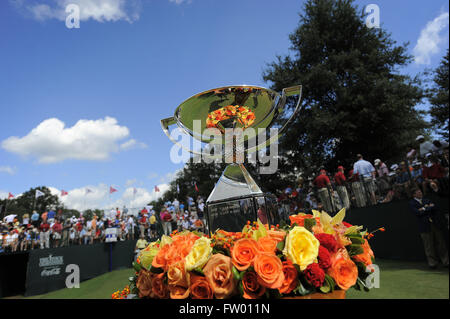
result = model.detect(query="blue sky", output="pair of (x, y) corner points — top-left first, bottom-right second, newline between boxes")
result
(0, 0), (448, 212)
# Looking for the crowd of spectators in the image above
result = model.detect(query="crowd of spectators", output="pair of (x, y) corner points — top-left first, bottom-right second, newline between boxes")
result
(276, 136), (449, 217)
(0, 207), (140, 254)
(0, 195), (208, 254)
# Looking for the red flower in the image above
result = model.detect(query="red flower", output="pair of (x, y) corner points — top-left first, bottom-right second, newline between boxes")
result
(303, 263), (325, 288)
(317, 246), (331, 270)
(315, 233), (338, 253)
(342, 221), (353, 228)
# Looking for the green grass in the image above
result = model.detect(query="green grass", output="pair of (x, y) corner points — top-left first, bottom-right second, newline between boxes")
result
(27, 268), (135, 299)
(24, 259), (448, 299)
(346, 259), (449, 299)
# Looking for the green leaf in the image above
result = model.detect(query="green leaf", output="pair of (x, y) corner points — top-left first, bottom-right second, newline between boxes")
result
(232, 266), (241, 281)
(347, 244), (364, 256)
(319, 281), (331, 293)
(132, 261), (142, 272)
(293, 279), (313, 296)
(238, 280), (244, 297)
(276, 239), (285, 252)
(347, 235), (365, 245)
(324, 274), (335, 292)
(304, 218), (316, 232)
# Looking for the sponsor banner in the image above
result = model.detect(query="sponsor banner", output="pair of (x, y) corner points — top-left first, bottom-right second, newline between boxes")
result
(25, 240), (136, 296)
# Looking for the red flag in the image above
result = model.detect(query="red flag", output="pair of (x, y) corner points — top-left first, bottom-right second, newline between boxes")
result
(110, 186), (117, 194)
(194, 182), (199, 192)
(154, 185), (160, 192)
(61, 190), (68, 196)
(8, 192), (14, 199)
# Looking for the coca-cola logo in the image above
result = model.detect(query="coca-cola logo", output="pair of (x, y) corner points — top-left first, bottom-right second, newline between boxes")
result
(41, 267), (61, 277)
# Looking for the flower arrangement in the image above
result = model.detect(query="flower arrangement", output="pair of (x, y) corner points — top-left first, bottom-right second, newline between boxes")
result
(118, 208), (383, 299)
(206, 105), (256, 129)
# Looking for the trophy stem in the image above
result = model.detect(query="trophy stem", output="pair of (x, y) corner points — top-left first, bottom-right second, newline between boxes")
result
(206, 163), (262, 203)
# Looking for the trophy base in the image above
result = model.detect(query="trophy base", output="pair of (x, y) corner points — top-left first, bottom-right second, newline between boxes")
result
(205, 164), (281, 233)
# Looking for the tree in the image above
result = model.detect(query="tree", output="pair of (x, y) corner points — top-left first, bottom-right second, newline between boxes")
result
(428, 50), (449, 140)
(0, 186), (61, 219)
(262, 0), (428, 173)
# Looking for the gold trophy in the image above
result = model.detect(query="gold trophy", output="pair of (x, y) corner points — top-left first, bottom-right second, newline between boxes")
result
(161, 85), (302, 232)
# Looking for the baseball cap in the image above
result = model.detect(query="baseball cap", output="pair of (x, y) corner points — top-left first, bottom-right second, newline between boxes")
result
(416, 135), (424, 141)
(374, 159), (381, 165)
(337, 165), (344, 170)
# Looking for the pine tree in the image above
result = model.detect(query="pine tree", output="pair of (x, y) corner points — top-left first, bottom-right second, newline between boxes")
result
(263, 0), (428, 173)
(428, 50), (449, 140)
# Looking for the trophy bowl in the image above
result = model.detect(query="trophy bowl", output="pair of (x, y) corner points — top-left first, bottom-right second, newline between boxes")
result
(161, 84), (302, 233)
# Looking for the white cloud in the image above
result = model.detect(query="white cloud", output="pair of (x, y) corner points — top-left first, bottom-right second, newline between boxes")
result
(1, 116), (146, 163)
(147, 172), (158, 179)
(169, 0), (192, 4)
(120, 139), (147, 151)
(12, 0), (142, 23)
(125, 179), (137, 186)
(413, 11), (449, 65)
(0, 166), (16, 175)
(0, 191), (9, 200)
(48, 183), (168, 213)
(110, 185), (170, 214)
(158, 168), (182, 184)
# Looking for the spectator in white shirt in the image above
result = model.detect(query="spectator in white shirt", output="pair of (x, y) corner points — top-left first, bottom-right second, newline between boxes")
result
(416, 135), (437, 157)
(352, 154), (377, 205)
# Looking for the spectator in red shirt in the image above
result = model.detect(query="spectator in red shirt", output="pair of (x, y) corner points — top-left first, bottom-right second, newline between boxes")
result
(423, 157), (447, 193)
(39, 221), (50, 249)
(52, 220), (62, 247)
(313, 169), (333, 212)
(334, 166), (350, 209)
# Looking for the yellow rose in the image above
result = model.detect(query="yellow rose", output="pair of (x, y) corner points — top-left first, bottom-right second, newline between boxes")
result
(185, 237), (212, 271)
(283, 226), (320, 271)
(139, 244), (160, 270)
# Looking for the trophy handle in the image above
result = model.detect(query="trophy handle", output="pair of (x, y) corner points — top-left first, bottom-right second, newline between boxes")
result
(246, 85), (302, 153)
(161, 116), (222, 158)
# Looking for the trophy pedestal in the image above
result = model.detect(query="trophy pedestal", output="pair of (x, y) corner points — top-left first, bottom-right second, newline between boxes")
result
(205, 164), (280, 233)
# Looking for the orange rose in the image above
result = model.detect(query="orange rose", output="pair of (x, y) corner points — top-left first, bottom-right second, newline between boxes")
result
(353, 239), (374, 266)
(253, 253), (285, 289)
(327, 257), (358, 290)
(289, 214), (321, 228)
(257, 236), (278, 254)
(167, 261), (190, 299)
(190, 275), (214, 299)
(153, 233), (200, 270)
(152, 244), (170, 270)
(136, 269), (153, 298)
(203, 254), (236, 299)
(242, 271), (266, 299)
(278, 260), (298, 294)
(231, 238), (260, 271)
(267, 229), (286, 243)
(151, 272), (169, 299)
